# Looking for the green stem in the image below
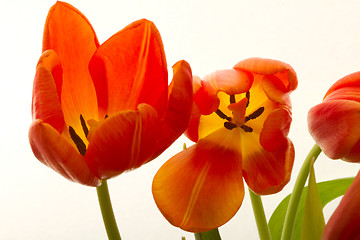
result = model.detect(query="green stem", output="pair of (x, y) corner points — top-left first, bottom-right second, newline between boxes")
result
(280, 144), (322, 240)
(194, 229), (222, 240)
(249, 189), (272, 240)
(96, 179), (122, 240)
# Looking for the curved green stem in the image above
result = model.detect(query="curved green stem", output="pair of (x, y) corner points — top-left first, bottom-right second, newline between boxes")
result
(194, 229), (222, 240)
(96, 179), (122, 240)
(249, 189), (272, 240)
(281, 144), (322, 240)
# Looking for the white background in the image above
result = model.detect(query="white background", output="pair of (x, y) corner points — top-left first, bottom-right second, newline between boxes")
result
(1, 0), (360, 239)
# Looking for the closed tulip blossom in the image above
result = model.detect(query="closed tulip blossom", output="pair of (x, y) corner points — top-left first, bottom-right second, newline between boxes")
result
(152, 58), (298, 232)
(29, 1), (193, 186)
(308, 71), (360, 162)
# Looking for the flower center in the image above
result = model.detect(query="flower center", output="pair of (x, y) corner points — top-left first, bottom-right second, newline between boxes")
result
(69, 114), (108, 156)
(215, 93), (264, 133)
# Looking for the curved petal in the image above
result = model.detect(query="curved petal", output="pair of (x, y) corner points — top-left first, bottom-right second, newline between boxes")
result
(194, 69), (253, 115)
(152, 128), (244, 232)
(43, 1), (99, 128)
(29, 120), (100, 186)
(233, 57), (298, 92)
(242, 135), (294, 195)
(151, 60), (193, 158)
(89, 19), (168, 117)
(308, 100), (360, 161)
(85, 104), (160, 179)
(322, 170), (360, 240)
(324, 71), (360, 99)
(32, 50), (64, 133)
(260, 108), (292, 152)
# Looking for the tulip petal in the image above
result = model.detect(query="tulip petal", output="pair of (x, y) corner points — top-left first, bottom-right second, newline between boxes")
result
(85, 104), (160, 179)
(32, 50), (64, 133)
(194, 69), (253, 115)
(151, 60), (193, 158)
(89, 19), (168, 117)
(308, 100), (360, 162)
(242, 136), (294, 195)
(322, 170), (360, 240)
(152, 128), (244, 232)
(260, 108), (292, 152)
(29, 120), (100, 186)
(234, 57), (298, 92)
(324, 71), (360, 99)
(43, 1), (99, 129)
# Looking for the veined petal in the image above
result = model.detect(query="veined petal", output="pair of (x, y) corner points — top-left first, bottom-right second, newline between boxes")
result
(324, 71), (360, 99)
(152, 128), (244, 232)
(85, 104), (160, 179)
(308, 100), (360, 162)
(234, 57), (298, 92)
(241, 136), (294, 195)
(43, 1), (99, 129)
(260, 108), (292, 152)
(194, 69), (253, 115)
(89, 19), (168, 117)
(151, 60), (193, 158)
(32, 50), (64, 133)
(322, 170), (360, 240)
(29, 120), (100, 186)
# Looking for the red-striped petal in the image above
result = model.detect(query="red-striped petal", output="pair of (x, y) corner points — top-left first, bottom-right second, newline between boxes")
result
(29, 120), (100, 186)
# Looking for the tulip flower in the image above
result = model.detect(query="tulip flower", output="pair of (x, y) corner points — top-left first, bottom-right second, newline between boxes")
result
(152, 58), (297, 232)
(308, 71), (360, 162)
(322, 170), (360, 240)
(29, 1), (193, 186)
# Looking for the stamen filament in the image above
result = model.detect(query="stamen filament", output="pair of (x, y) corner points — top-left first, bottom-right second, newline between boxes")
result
(80, 114), (89, 138)
(69, 126), (87, 156)
(245, 107), (265, 122)
(215, 109), (232, 121)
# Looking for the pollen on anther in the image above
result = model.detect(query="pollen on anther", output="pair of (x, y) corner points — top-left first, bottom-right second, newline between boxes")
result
(224, 121), (237, 130)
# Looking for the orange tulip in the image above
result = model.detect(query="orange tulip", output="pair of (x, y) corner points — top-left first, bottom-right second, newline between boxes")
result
(322, 170), (360, 240)
(152, 58), (297, 232)
(308, 71), (360, 162)
(29, 2), (193, 186)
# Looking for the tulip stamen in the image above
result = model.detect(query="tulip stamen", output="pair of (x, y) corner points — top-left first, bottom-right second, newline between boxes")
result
(215, 109), (232, 121)
(69, 126), (87, 156)
(240, 124), (253, 133)
(224, 121), (237, 130)
(230, 95), (236, 104)
(80, 114), (89, 138)
(245, 107), (264, 122)
(246, 92), (250, 108)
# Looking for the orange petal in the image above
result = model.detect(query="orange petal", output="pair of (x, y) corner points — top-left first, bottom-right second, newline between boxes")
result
(89, 19), (168, 117)
(151, 60), (193, 158)
(43, 1), (99, 128)
(184, 103), (201, 142)
(234, 57), (298, 92)
(322, 170), (360, 240)
(242, 136), (294, 195)
(29, 120), (100, 186)
(308, 99), (360, 162)
(324, 71), (360, 99)
(260, 108), (292, 152)
(194, 69), (253, 115)
(152, 128), (244, 232)
(32, 50), (64, 133)
(85, 104), (160, 179)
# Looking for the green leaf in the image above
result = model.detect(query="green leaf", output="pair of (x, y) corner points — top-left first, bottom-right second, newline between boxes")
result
(268, 177), (354, 240)
(194, 229), (222, 240)
(301, 158), (324, 240)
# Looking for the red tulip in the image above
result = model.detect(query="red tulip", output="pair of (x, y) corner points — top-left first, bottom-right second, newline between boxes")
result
(308, 71), (360, 162)
(152, 58), (297, 232)
(29, 2), (193, 186)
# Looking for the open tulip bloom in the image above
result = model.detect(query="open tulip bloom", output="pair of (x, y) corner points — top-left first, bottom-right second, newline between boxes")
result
(27, 2), (360, 240)
(152, 58), (298, 232)
(29, 1), (192, 239)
